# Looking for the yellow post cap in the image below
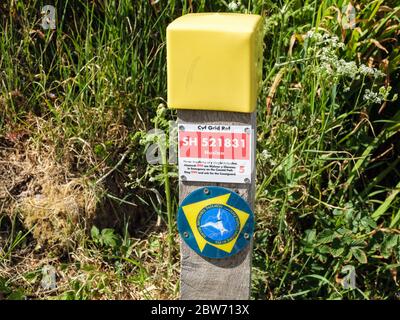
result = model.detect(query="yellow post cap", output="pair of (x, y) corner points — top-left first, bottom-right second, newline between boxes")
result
(167, 13), (263, 113)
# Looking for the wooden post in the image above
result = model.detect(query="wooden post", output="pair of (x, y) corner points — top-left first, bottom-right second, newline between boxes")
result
(167, 13), (262, 300)
(178, 110), (256, 300)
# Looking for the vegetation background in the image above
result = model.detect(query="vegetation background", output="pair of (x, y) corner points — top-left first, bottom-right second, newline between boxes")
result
(0, 0), (399, 299)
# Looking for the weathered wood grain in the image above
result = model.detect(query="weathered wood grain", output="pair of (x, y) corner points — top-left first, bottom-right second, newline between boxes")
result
(178, 110), (256, 300)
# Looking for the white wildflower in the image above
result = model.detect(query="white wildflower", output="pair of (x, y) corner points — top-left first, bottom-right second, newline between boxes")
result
(359, 64), (385, 78)
(228, 1), (239, 11)
(374, 69), (386, 79)
(305, 30), (314, 38)
(260, 149), (272, 160)
(330, 35), (339, 48)
(363, 89), (381, 104)
(359, 65), (375, 76)
(336, 59), (358, 78)
(303, 29), (389, 94)
(305, 30), (323, 42)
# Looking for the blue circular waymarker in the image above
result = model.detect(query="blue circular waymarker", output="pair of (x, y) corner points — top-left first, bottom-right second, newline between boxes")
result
(197, 204), (239, 245)
(177, 186), (254, 259)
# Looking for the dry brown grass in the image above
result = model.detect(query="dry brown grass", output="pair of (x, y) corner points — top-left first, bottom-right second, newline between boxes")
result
(0, 232), (180, 299)
(1, 132), (100, 252)
(0, 121), (179, 299)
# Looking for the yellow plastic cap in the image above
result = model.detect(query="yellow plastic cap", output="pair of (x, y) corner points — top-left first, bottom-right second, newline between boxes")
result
(167, 13), (263, 113)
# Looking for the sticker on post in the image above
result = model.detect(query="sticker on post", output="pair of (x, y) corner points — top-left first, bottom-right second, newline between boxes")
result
(178, 124), (253, 184)
(177, 186), (254, 259)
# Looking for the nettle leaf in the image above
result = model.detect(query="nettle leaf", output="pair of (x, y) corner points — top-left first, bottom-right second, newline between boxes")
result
(316, 253), (328, 263)
(7, 290), (26, 300)
(303, 246), (314, 254)
(330, 246), (345, 258)
(369, 238), (381, 254)
(360, 216), (377, 230)
(91, 226), (100, 241)
(318, 245), (331, 254)
(330, 238), (345, 257)
(0, 278), (11, 295)
(345, 249), (354, 262)
(301, 229), (317, 255)
(101, 228), (118, 248)
(351, 247), (368, 264)
(344, 205), (355, 222)
(303, 229), (317, 243)
(24, 271), (40, 284)
(336, 227), (352, 238)
(332, 208), (343, 216)
(318, 229), (336, 244)
(381, 234), (399, 258)
(350, 239), (367, 247)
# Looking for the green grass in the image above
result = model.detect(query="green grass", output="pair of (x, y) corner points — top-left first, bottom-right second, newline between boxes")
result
(0, 0), (399, 299)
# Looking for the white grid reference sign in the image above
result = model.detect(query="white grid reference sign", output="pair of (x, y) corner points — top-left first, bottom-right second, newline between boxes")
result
(178, 124), (253, 184)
